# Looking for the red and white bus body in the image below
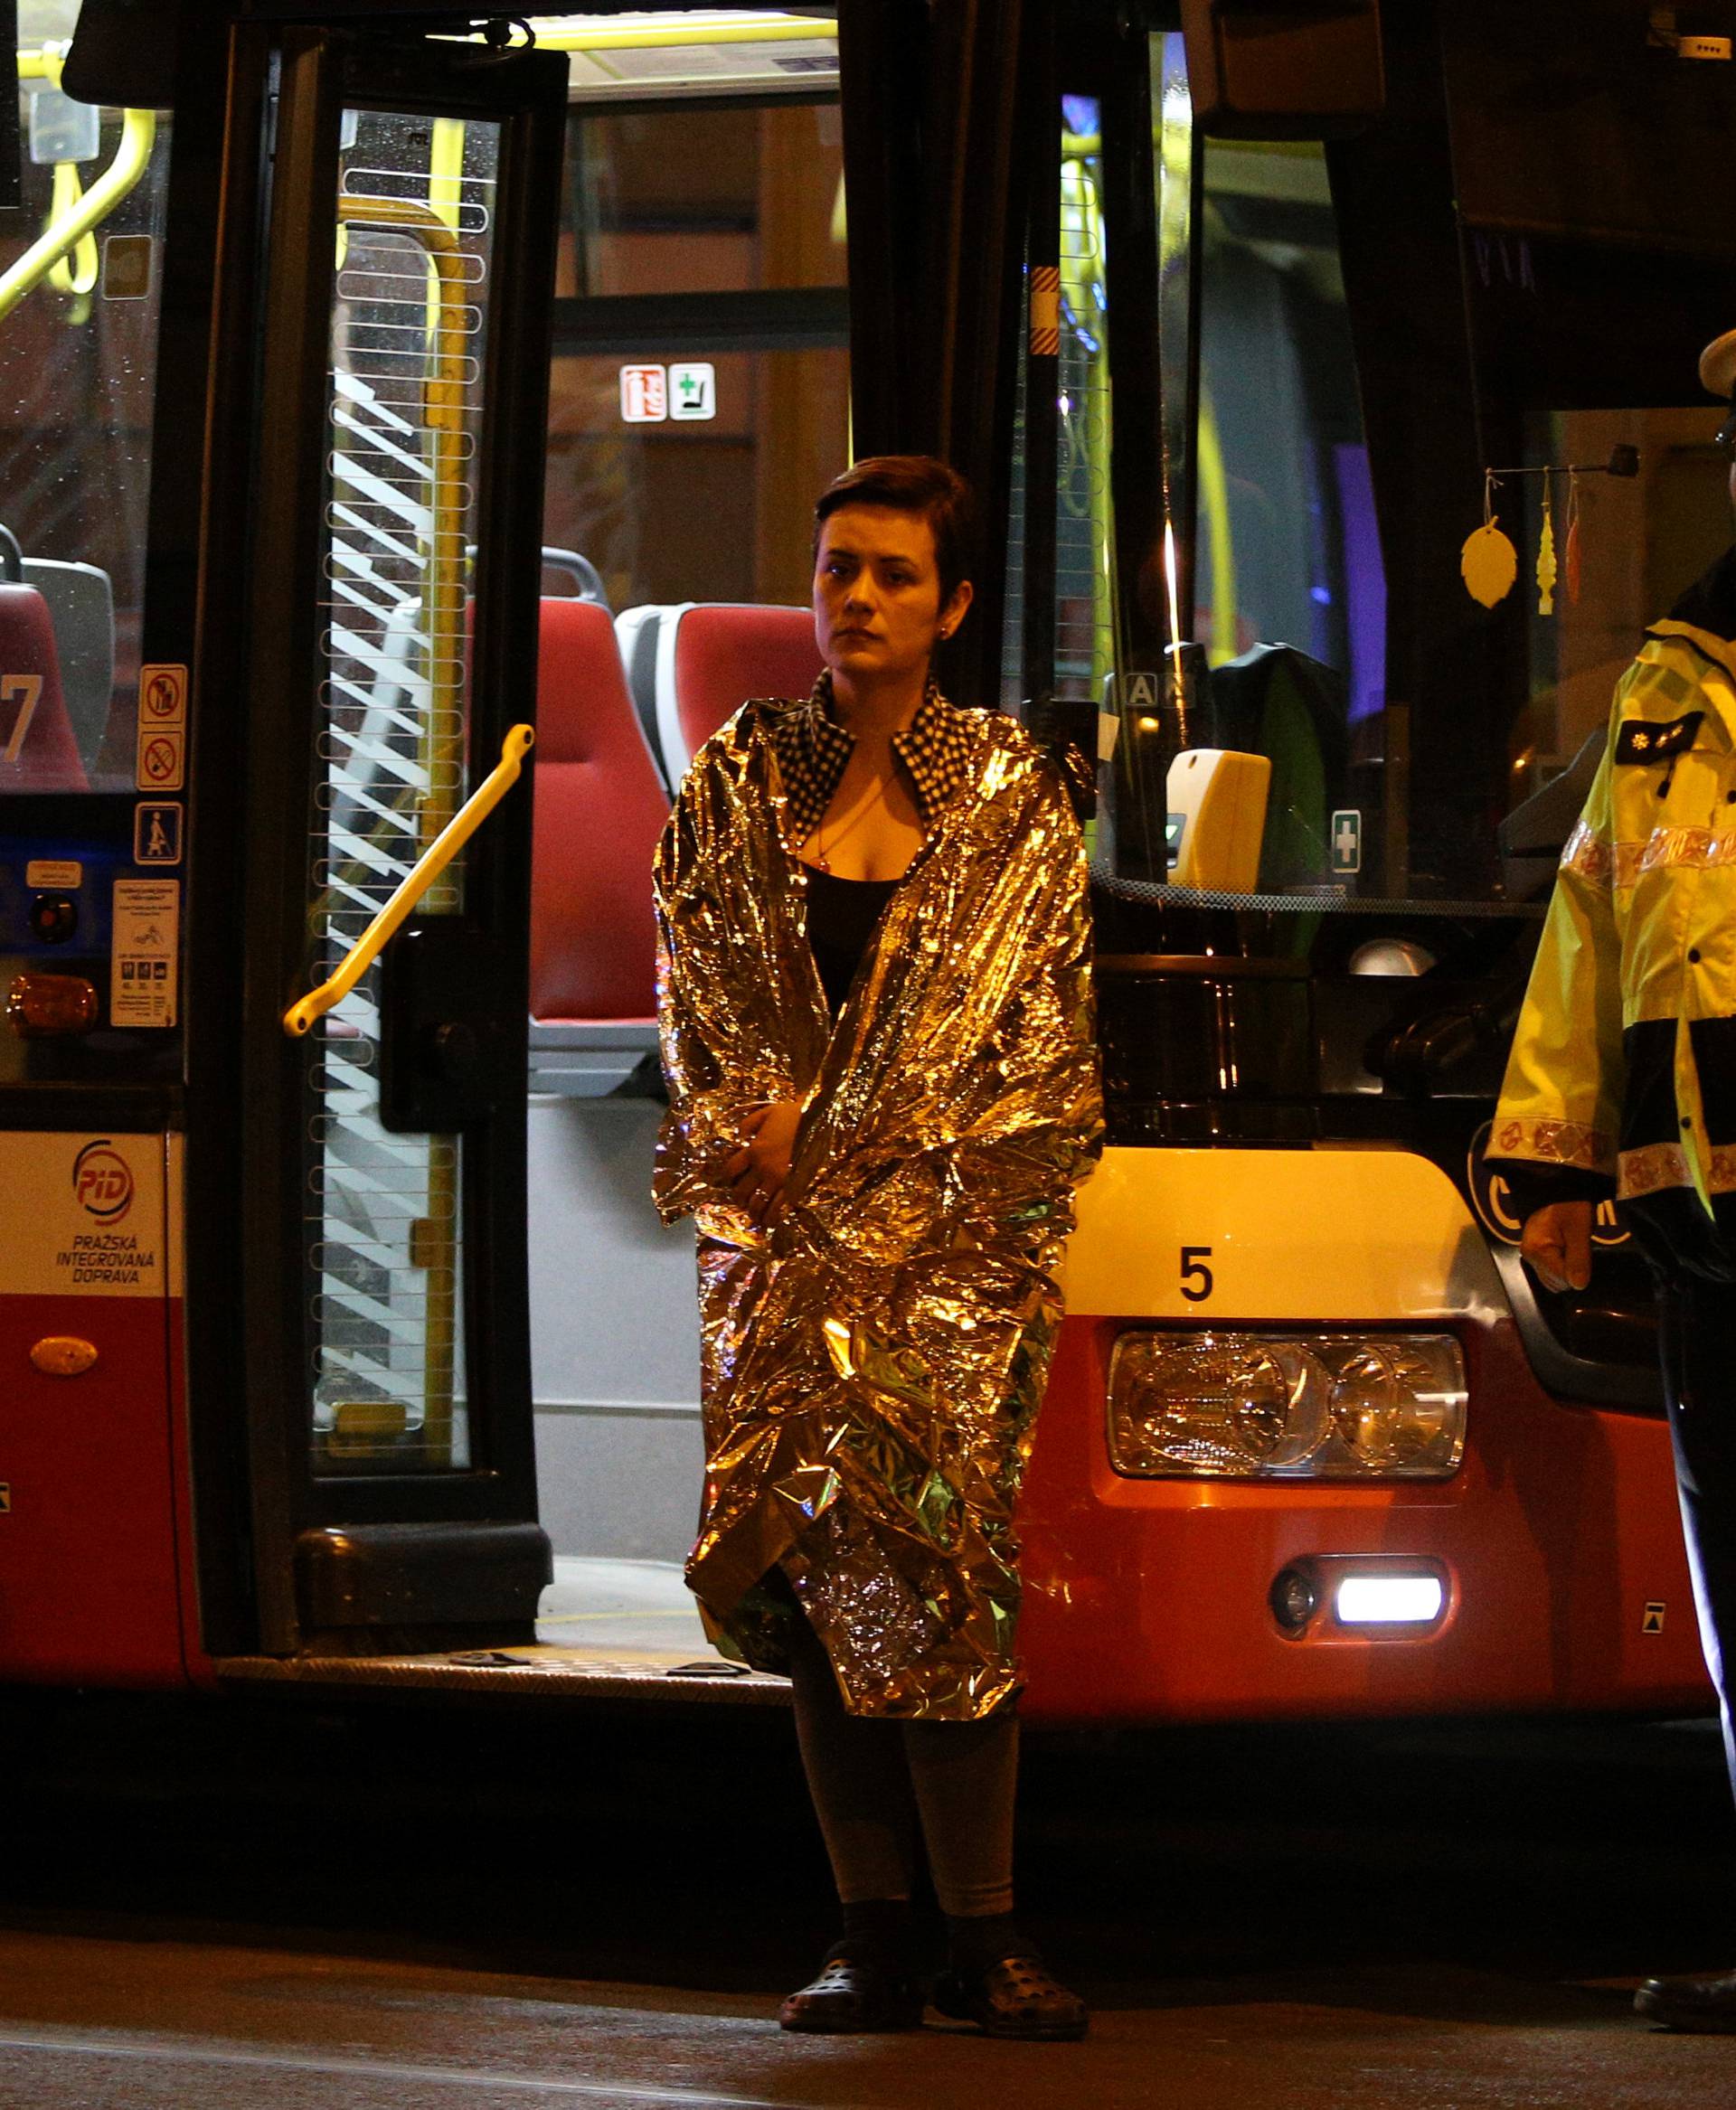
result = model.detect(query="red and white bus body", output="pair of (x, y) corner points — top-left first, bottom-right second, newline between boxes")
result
(0, 3), (1723, 1732)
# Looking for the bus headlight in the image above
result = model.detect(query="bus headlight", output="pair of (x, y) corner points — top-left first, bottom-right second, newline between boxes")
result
(1107, 1332), (1467, 1480)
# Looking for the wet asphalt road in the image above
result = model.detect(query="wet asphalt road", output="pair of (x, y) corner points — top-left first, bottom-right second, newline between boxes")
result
(1, 1687), (1733, 2106)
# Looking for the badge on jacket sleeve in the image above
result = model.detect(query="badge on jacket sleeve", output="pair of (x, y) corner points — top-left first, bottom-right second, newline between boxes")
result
(1616, 711), (1703, 764)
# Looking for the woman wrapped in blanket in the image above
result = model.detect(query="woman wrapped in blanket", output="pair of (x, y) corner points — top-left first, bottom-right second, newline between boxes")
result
(653, 456), (1103, 2039)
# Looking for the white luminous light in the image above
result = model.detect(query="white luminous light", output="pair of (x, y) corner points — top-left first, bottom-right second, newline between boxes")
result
(1334, 1574), (1444, 1626)
(1163, 520), (1183, 644)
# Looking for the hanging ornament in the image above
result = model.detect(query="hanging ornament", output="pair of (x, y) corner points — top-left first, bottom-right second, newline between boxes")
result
(1564, 471), (1583, 605)
(1537, 480), (1557, 616)
(1462, 472), (1518, 608)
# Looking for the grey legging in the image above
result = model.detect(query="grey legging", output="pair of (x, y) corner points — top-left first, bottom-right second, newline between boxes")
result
(782, 1600), (1019, 1918)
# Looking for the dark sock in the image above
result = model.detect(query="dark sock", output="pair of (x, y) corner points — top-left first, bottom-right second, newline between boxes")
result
(832, 1897), (917, 1968)
(945, 1909), (1028, 1974)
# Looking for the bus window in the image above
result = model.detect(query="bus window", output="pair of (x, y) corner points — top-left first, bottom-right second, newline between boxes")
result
(547, 339), (849, 609)
(1184, 133), (1376, 900)
(306, 104), (521, 1476)
(0, 3), (171, 792)
(1017, 39), (1371, 903)
(1514, 407), (1730, 810)
(1085, 121), (1378, 906)
(546, 96), (849, 612)
(1196, 139), (1373, 697)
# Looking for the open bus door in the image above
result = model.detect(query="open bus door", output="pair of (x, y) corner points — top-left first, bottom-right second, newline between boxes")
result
(213, 24), (567, 1663)
(215, 8), (866, 1691)
(0, 5), (579, 1687)
(0, 2), (892, 1703)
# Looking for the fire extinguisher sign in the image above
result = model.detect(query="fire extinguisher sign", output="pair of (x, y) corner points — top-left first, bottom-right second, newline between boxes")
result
(619, 364), (668, 423)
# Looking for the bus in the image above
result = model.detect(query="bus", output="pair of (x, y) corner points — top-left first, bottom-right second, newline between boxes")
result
(0, 0), (1722, 1727)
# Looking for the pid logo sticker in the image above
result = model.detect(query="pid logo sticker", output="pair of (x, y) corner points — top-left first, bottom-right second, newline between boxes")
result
(72, 1139), (134, 1225)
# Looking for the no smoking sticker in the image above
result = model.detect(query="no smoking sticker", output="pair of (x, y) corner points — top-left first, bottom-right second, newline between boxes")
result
(137, 729), (184, 790)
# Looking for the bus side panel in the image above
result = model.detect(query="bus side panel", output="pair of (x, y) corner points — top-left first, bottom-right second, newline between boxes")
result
(1018, 1312), (1710, 1727)
(0, 1132), (188, 1686)
(163, 1137), (214, 1685)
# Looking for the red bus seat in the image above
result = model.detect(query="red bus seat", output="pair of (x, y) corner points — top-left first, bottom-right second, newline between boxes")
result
(651, 602), (823, 783)
(0, 581), (86, 793)
(24, 559), (113, 770)
(527, 598), (670, 1096)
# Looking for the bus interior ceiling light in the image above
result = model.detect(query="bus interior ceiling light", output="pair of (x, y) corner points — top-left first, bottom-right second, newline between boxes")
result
(1106, 1332), (1467, 1480)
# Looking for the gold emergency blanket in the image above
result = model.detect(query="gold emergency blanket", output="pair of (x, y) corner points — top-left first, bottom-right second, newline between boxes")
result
(653, 697), (1103, 1719)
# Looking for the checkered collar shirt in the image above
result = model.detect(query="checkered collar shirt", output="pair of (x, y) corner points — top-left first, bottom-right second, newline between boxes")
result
(767, 670), (978, 849)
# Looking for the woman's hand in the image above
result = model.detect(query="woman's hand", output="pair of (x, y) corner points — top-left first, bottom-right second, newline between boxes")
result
(724, 1101), (802, 1224)
(1521, 1201), (1594, 1293)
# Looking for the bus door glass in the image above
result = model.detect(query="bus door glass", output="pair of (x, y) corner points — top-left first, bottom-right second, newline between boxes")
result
(306, 100), (509, 1477)
(236, 24), (565, 1647)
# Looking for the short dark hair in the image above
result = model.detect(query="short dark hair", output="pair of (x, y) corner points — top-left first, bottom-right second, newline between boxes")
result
(813, 455), (979, 611)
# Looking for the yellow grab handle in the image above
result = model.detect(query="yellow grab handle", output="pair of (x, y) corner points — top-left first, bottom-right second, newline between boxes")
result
(0, 101), (156, 324)
(284, 723), (534, 1038)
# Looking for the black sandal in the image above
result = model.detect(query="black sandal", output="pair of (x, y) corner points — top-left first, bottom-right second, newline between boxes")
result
(933, 1951), (1089, 2041)
(778, 1945), (927, 2033)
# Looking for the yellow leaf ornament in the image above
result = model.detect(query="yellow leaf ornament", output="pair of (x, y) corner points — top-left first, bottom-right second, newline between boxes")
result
(1537, 483), (1556, 615)
(1461, 521), (1518, 608)
(1463, 471), (1517, 608)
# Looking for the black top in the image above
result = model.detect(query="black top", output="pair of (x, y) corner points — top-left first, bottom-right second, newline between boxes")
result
(802, 865), (901, 1017)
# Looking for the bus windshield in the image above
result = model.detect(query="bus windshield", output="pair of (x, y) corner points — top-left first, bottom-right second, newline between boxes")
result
(1038, 50), (1405, 917)
(1041, 32), (1727, 923)
(0, 2), (171, 799)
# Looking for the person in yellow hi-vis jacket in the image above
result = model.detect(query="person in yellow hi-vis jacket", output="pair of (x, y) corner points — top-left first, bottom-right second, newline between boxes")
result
(1488, 331), (1736, 2035)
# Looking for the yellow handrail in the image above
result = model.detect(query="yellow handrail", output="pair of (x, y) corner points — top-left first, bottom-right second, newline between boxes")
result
(1196, 386), (1239, 666)
(46, 161), (99, 302)
(519, 14), (835, 52)
(24, 44), (99, 308)
(0, 96), (156, 324)
(283, 723), (534, 1038)
(335, 190), (472, 877)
